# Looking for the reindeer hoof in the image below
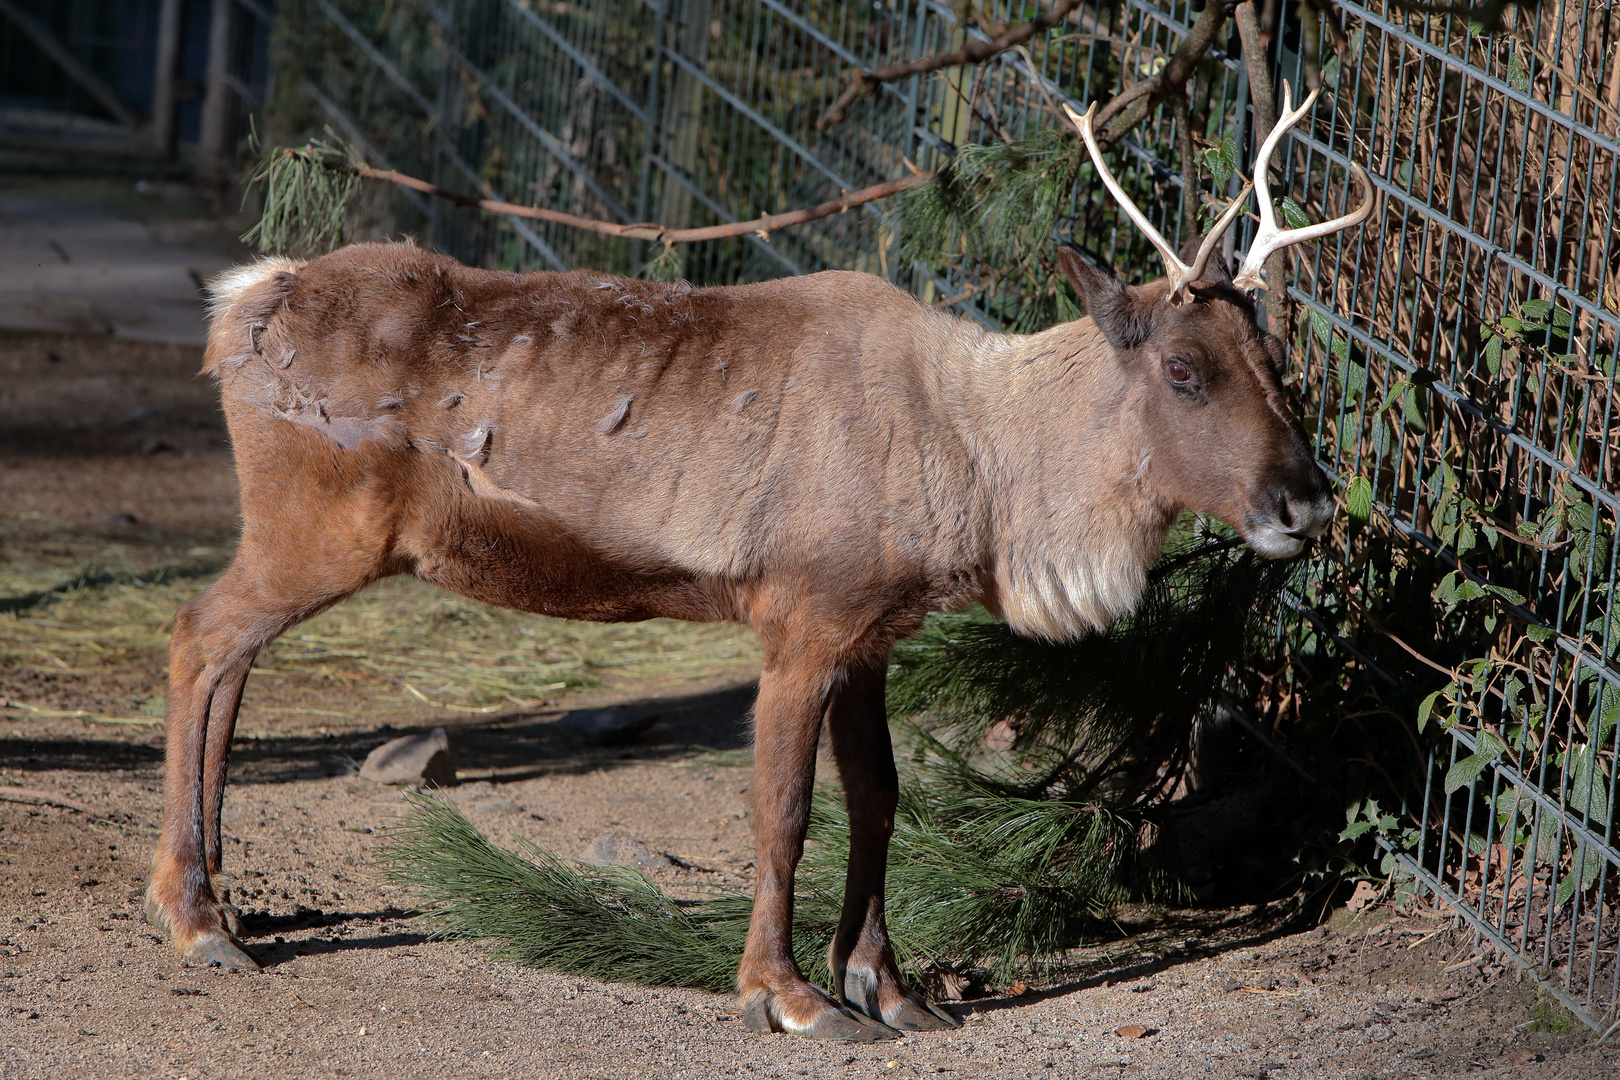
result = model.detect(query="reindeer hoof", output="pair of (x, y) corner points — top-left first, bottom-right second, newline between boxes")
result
(841, 967), (960, 1032)
(185, 932), (261, 972)
(881, 994), (960, 1031)
(144, 884), (260, 971)
(142, 886), (173, 936)
(803, 1008), (899, 1042)
(739, 990), (899, 1042)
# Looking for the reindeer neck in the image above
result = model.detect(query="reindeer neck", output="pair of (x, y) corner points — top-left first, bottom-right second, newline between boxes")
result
(940, 317), (1178, 641)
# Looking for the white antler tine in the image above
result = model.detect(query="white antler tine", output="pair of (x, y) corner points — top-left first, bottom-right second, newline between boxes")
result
(1182, 180), (1254, 287)
(1063, 101), (1198, 303)
(1234, 82), (1374, 292)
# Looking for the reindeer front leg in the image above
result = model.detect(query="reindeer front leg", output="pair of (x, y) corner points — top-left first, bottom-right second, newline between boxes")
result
(826, 660), (958, 1031)
(737, 650), (897, 1042)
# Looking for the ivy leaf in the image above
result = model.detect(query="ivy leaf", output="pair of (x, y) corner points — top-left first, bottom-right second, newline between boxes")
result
(1456, 520), (1477, 556)
(1521, 298), (1552, 320)
(1371, 415), (1393, 458)
(1443, 745), (1479, 787)
(1200, 133), (1238, 188)
(1402, 383), (1428, 433)
(1417, 689), (1446, 732)
(1566, 743), (1610, 824)
(1444, 733), (1506, 794)
(1507, 49), (1530, 92)
(1555, 841), (1603, 906)
(1310, 309), (1333, 346)
(1340, 354), (1368, 402)
(1435, 572), (1459, 611)
(1487, 584), (1527, 606)
(1345, 476), (1374, 523)
(1525, 624), (1553, 643)
(1278, 196), (1311, 230)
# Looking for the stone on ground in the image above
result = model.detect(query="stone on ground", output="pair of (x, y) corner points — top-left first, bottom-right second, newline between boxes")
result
(359, 727), (458, 787)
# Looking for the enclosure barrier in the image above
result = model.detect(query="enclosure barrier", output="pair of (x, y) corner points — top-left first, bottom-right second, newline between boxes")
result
(272, 0), (1619, 1032)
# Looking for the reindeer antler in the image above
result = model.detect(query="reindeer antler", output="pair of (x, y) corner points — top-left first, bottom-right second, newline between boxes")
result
(1233, 82), (1375, 292)
(1063, 101), (1251, 306)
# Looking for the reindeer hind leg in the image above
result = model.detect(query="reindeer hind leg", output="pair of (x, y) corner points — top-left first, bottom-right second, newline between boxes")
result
(146, 550), (380, 970)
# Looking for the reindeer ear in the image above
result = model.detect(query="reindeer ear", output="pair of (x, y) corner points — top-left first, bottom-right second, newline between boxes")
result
(1057, 243), (1153, 350)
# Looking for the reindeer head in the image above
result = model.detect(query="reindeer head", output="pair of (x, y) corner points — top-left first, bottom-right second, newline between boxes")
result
(1059, 86), (1373, 558)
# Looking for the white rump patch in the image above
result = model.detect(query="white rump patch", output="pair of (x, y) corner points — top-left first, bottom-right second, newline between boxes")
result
(206, 257), (304, 322)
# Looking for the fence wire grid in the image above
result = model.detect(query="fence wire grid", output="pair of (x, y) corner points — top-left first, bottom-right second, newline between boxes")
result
(265, 0), (1620, 1033)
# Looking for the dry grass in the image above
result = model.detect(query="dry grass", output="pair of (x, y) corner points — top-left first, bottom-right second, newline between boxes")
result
(0, 561), (760, 721)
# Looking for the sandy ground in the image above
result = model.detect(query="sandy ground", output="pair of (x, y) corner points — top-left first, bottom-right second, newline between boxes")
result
(0, 185), (1616, 1079)
(0, 177), (242, 345)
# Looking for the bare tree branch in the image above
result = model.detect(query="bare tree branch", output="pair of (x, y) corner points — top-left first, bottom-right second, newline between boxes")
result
(1093, 2), (1230, 147)
(815, 0), (1084, 131)
(1235, 1), (1287, 326)
(289, 148), (933, 246)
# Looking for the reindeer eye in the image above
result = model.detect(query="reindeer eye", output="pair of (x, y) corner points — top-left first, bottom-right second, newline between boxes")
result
(1164, 358), (1195, 386)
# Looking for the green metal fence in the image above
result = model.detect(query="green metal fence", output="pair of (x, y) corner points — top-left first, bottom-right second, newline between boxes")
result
(271, 0), (1620, 1032)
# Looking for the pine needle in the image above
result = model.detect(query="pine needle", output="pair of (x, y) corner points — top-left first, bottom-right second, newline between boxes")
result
(887, 524), (1292, 803)
(242, 132), (365, 256)
(380, 763), (1150, 991)
(641, 244), (685, 282)
(380, 791), (762, 993)
(901, 128), (1080, 276)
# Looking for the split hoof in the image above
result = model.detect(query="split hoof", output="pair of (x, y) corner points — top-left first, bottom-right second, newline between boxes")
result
(185, 932), (261, 972)
(144, 883), (260, 972)
(142, 886), (173, 936)
(882, 993), (960, 1032)
(739, 991), (900, 1042)
(841, 966), (960, 1032)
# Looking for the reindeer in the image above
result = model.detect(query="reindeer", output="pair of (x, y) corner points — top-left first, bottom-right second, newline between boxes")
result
(146, 85), (1370, 1041)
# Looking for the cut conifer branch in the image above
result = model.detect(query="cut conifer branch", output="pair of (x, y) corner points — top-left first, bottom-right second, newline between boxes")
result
(815, 0), (1085, 131)
(247, 139), (934, 256)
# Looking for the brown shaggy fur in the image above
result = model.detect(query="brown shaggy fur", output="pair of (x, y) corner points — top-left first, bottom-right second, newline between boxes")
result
(147, 241), (1331, 1041)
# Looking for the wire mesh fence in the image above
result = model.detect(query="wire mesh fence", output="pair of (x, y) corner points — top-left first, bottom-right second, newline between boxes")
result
(270, 0), (1620, 1032)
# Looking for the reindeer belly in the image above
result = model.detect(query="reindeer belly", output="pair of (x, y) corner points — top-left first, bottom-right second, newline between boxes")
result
(397, 450), (724, 625)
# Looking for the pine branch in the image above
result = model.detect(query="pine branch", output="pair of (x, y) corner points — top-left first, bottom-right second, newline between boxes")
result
(815, 0), (1085, 131)
(249, 141), (933, 256)
(381, 777), (1148, 990)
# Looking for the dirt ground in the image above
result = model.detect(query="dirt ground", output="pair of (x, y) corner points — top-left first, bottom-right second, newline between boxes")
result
(1, 199), (1616, 1079)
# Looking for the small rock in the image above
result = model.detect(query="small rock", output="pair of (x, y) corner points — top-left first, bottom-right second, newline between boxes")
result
(359, 727), (457, 786)
(1222, 978), (1243, 993)
(555, 707), (658, 746)
(582, 835), (671, 870)
(102, 512), (138, 527)
(1113, 1024), (1152, 1039)
(140, 438), (177, 455)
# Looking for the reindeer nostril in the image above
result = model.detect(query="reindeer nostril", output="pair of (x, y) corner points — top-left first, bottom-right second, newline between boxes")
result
(1275, 492), (1298, 532)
